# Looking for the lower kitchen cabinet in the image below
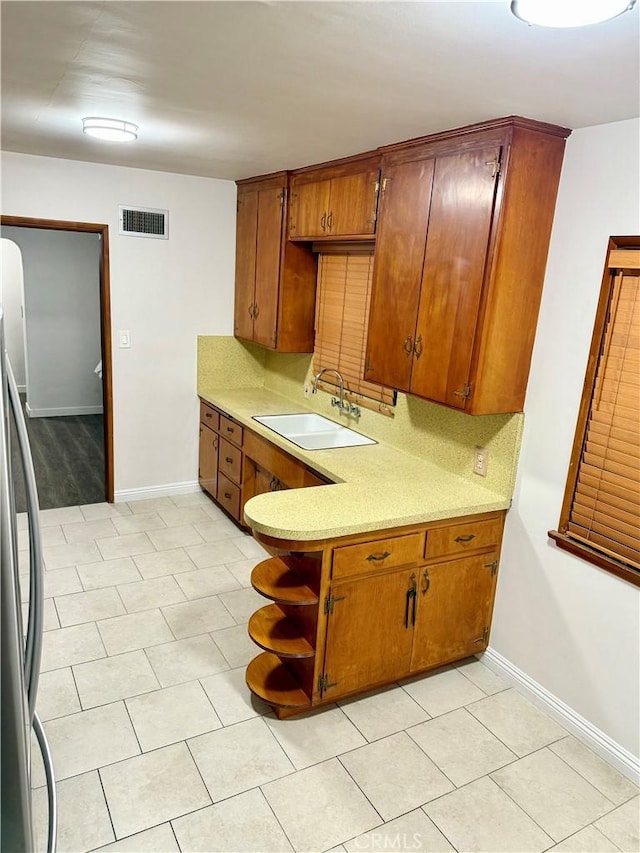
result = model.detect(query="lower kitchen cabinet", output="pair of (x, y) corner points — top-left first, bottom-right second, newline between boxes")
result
(246, 510), (506, 717)
(322, 568), (416, 697)
(409, 551), (499, 672)
(197, 398), (331, 527)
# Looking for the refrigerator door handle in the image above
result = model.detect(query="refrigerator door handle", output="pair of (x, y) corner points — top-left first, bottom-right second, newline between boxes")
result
(6, 357), (44, 720)
(33, 712), (57, 853)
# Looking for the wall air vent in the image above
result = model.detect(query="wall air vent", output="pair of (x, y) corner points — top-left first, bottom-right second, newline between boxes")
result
(119, 205), (169, 239)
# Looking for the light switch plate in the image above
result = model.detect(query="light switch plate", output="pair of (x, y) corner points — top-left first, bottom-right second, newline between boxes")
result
(119, 330), (131, 348)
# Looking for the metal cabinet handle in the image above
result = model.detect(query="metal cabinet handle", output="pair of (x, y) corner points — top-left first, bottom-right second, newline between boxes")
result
(414, 334), (423, 359)
(226, 427), (234, 433)
(223, 492), (232, 500)
(421, 568), (430, 595)
(454, 534), (476, 543)
(248, 303), (254, 318)
(320, 212), (327, 232)
(205, 411), (213, 419)
(366, 551), (391, 562)
(402, 334), (413, 356)
(225, 457), (233, 464)
(327, 211), (333, 231)
(405, 573), (417, 628)
(253, 303), (260, 319)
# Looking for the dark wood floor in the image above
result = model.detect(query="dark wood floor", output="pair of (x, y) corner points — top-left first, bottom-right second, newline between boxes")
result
(11, 395), (106, 511)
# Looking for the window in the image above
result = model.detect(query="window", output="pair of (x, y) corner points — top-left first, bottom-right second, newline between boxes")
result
(549, 238), (640, 586)
(313, 251), (396, 415)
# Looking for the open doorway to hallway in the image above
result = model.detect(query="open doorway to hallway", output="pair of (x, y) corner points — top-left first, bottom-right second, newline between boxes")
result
(0, 218), (113, 509)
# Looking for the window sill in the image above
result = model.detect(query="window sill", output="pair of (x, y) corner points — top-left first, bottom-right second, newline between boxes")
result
(548, 531), (640, 588)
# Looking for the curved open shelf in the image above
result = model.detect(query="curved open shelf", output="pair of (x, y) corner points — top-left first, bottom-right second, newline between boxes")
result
(249, 604), (315, 658)
(251, 556), (319, 605)
(246, 652), (311, 710)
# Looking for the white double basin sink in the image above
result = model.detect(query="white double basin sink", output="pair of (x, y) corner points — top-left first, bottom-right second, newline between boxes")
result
(252, 413), (376, 451)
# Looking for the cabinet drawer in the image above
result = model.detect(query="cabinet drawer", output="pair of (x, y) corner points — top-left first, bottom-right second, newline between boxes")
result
(200, 401), (219, 431)
(219, 438), (242, 485)
(217, 473), (241, 521)
(332, 533), (422, 580)
(220, 415), (243, 447)
(425, 517), (503, 560)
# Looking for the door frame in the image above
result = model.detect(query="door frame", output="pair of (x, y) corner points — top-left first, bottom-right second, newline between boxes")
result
(0, 215), (114, 502)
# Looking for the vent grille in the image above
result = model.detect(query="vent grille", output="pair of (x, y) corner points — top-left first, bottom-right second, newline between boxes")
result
(119, 206), (169, 239)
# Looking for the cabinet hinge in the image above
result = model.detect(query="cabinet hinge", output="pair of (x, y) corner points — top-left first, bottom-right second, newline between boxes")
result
(364, 359), (374, 374)
(324, 593), (345, 615)
(473, 626), (489, 645)
(453, 383), (472, 400)
(380, 176), (390, 193)
(484, 560), (499, 577)
(485, 158), (501, 178)
(318, 673), (339, 696)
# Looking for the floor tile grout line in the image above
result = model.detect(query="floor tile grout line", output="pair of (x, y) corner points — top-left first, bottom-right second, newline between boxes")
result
(487, 746), (594, 846)
(255, 785), (298, 853)
(548, 738), (638, 806)
(95, 764), (119, 846)
(548, 745), (628, 811)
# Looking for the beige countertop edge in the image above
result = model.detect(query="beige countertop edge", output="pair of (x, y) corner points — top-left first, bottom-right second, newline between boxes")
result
(198, 387), (511, 542)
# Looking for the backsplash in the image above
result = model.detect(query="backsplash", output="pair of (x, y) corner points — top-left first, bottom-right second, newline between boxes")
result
(198, 336), (523, 499)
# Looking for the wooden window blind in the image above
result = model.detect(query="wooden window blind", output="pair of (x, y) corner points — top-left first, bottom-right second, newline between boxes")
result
(550, 241), (640, 586)
(313, 253), (396, 415)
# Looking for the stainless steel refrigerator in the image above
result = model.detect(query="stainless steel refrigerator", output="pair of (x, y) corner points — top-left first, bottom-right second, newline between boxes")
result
(1, 301), (57, 850)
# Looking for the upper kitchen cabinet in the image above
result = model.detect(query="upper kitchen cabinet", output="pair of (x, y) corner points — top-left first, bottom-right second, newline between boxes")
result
(288, 155), (381, 241)
(365, 117), (571, 415)
(234, 172), (317, 352)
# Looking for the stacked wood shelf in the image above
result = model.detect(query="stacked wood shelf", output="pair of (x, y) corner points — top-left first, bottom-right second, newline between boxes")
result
(247, 554), (320, 714)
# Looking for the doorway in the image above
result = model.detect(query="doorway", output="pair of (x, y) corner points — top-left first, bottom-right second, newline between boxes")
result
(0, 215), (114, 506)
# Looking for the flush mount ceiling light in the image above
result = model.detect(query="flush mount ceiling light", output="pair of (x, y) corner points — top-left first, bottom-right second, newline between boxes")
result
(511, 0), (636, 27)
(82, 117), (138, 142)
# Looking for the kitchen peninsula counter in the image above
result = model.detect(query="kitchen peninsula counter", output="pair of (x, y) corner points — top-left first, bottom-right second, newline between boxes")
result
(198, 387), (511, 542)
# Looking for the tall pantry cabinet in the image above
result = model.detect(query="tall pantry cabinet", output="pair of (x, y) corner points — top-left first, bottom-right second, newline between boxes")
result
(234, 172), (316, 352)
(364, 117), (570, 415)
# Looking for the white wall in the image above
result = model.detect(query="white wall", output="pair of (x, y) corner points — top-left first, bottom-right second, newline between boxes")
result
(0, 238), (26, 387)
(493, 119), (640, 759)
(1, 152), (236, 494)
(2, 226), (103, 416)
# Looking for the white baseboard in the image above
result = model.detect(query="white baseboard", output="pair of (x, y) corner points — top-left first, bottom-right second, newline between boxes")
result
(481, 647), (640, 784)
(26, 403), (104, 417)
(17, 384), (26, 393)
(114, 480), (201, 503)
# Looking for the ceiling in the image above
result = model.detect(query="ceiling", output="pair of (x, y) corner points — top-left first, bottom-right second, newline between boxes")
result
(1, 1), (638, 181)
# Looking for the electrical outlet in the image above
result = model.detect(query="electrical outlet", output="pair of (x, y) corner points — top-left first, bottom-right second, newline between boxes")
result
(303, 382), (311, 398)
(473, 446), (488, 477)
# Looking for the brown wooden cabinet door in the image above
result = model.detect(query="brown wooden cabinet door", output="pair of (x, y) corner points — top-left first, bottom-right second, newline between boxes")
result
(234, 187), (258, 341)
(410, 552), (498, 673)
(321, 568), (416, 699)
(253, 186), (284, 348)
(327, 170), (379, 237)
(365, 158), (435, 391)
(289, 180), (331, 239)
(198, 424), (218, 498)
(410, 146), (500, 408)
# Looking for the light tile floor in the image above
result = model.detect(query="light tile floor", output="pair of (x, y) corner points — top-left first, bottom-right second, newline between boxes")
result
(22, 492), (639, 853)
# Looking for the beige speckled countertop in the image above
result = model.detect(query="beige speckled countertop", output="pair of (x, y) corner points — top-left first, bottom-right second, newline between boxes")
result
(199, 388), (511, 542)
